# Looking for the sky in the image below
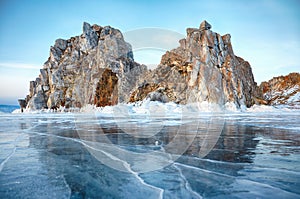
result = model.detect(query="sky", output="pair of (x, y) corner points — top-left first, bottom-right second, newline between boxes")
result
(0, 0), (299, 105)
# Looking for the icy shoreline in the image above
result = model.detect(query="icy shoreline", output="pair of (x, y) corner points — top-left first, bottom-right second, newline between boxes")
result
(11, 100), (297, 115)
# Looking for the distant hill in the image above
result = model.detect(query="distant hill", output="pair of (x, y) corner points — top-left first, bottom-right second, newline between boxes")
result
(259, 72), (300, 108)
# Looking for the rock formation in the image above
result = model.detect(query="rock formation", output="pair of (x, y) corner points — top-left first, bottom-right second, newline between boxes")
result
(130, 21), (260, 108)
(259, 72), (300, 107)
(17, 99), (26, 112)
(22, 20), (261, 110)
(24, 22), (147, 110)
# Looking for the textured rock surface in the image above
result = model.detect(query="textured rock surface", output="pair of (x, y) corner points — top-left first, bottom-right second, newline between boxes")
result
(25, 22), (147, 110)
(24, 20), (262, 110)
(199, 20), (212, 31)
(94, 68), (119, 107)
(130, 21), (260, 109)
(259, 73), (300, 107)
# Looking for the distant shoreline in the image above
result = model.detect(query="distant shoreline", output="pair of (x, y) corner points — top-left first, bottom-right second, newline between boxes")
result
(0, 104), (20, 113)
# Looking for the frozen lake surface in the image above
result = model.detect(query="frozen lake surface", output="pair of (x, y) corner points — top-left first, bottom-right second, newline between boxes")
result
(0, 105), (300, 198)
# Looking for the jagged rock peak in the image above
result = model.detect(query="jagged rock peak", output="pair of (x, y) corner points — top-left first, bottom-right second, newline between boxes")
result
(82, 22), (99, 49)
(199, 20), (212, 31)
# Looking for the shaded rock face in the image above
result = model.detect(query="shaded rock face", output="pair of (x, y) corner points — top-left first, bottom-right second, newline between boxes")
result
(129, 83), (176, 103)
(94, 69), (118, 107)
(25, 22), (147, 110)
(259, 73), (300, 106)
(130, 21), (259, 108)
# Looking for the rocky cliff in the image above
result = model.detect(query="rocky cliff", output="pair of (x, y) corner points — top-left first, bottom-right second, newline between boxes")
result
(24, 22), (147, 110)
(23, 21), (261, 110)
(259, 73), (300, 107)
(130, 21), (260, 109)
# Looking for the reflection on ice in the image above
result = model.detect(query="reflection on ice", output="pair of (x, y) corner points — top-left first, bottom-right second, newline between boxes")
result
(74, 111), (226, 173)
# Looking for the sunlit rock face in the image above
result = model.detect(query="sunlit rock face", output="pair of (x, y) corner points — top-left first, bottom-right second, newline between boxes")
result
(130, 21), (260, 108)
(25, 22), (147, 110)
(259, 72), (300, 107)
(24, 20), (261, 110)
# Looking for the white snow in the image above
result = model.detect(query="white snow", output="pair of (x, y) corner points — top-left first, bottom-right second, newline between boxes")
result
(287, 91), (300, 103)
(11, 97), (300, 116)
(246, 104), (284, 112)
(265, 85), (300, 105)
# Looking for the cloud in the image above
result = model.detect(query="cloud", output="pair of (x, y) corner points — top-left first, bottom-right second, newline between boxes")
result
(0, 62), (41, 70)
(123, 28), (184, 51)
